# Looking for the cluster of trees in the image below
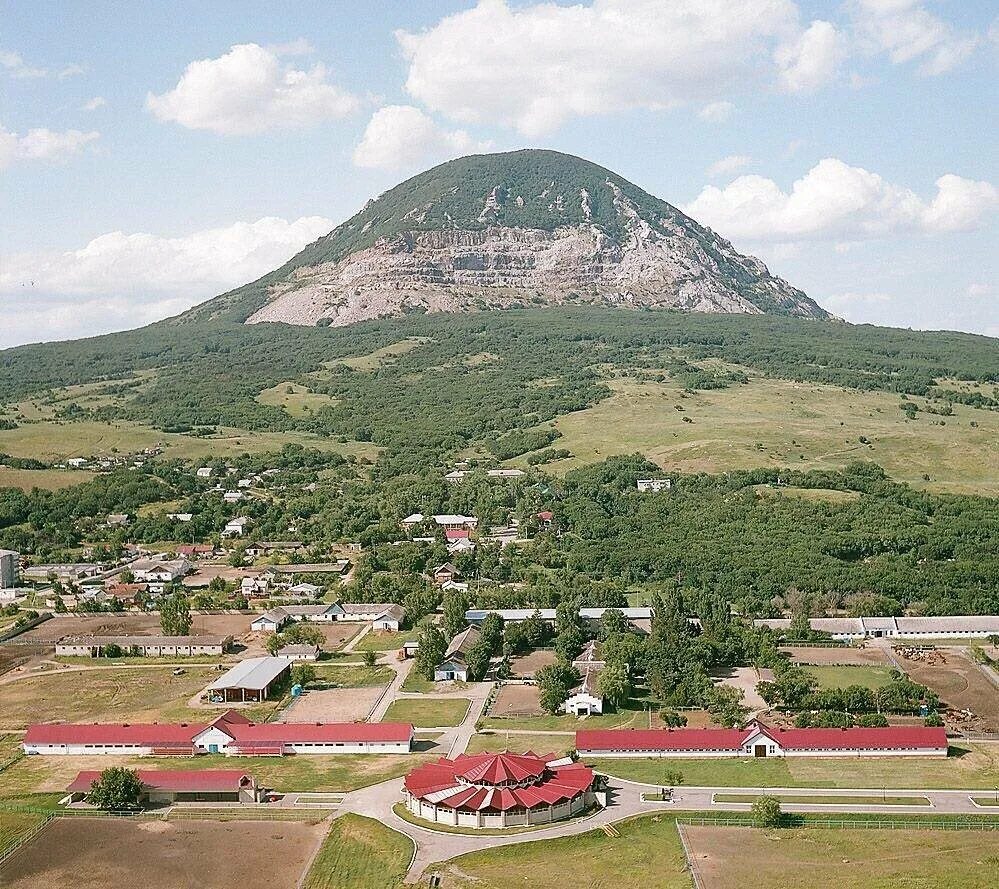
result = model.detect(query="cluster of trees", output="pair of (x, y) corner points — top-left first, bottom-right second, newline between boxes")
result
(264, 621), (327, 655)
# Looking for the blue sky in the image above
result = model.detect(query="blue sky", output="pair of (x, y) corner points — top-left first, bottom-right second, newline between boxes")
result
(2, 0), (996, 347)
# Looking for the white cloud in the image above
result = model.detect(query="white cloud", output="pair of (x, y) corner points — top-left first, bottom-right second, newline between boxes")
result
(775, 20), (845, 92)
(966, 282), (992, 298)
(0, 124), (100, 169)
(707, 155), (752, 177)
(82, 96), (107, 111)
(146, 43), (360, 135)
(698, 101), (735, 123)
(683, 158), (998, 241)
(848, 0), (980, 75)
(57, 63), (85, 79)
(353, 105), (490, 171)
(0, 215), (333, 348)
(397, 0), (810, 136)
(0, 49), (48, 79)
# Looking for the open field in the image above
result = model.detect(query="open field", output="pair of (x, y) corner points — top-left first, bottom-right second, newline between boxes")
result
(0, 644), (47, 677)
(0, 750), (438, 798)
(352, 628), (419, 652)
(0, 811), (47, 857)
(465, 731), (573, 755)
(683, 823), (999, 889)
(712, 793), (931, 806)
(781, 646), (891, 666)
(483, 699), (664, 732)
(439, 813), (691, 889)
(532, 377), (999, 494)
(897, 648), (999, 732)
(256, 382), (337, 417)
(593, 742), (999, 789)
(0, 666), (225, 729)
(334, 337), (430, 371)
(0, 419), (377, 464)
(0, 467), (87, 491)
(509, 649), (556, 678)
(712, 667), (771, 710)
(490, 683), (544, 717)
(382, 698), (471, 728)
(802, 664), (895, 690)
(312, 664), (394, 687)
(0, 817), (327, 889)
(304, 814), (412, 889)
(12, 612), (251, 645)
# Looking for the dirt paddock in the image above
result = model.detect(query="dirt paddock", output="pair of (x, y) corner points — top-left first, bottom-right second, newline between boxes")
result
(490, 683), (544, 717)
(509, 649), (556, 678)
(276, 685), (385, 722)
(780, 646), (890, 666)
(0, 817), (326, 889)
(898, 647), (999, 732)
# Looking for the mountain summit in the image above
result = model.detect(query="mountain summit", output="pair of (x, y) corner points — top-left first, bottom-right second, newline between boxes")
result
(187, 149), (829, 326)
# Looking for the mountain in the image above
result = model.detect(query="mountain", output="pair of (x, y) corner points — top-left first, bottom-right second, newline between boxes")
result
(182, 149), (830, 326)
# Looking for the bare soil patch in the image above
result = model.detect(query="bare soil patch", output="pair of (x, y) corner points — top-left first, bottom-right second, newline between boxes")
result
(509, 649), (556, 678)
(13, 613), (251, 645)
(491, 683), (544, 717)
(277, 686), (384, 723)
(711, 666), (772, 711)
(0, 817), (326, 889)
(898, 647), (999, 732)
(781, 645), (890, 666)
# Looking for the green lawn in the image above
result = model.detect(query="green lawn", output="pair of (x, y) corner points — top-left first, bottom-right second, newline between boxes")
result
(354, 629), (420, 652)
(400, 670), (440, 693)
(312, 664), (394, 687)
(256, 382), (338, 417)
(439, 813), (691, 889)
(972, 797), (999, 806)
(382, 698), (471, 728)
(465, 731), (573, 755)
(594, 743), (999, 790)
(303, 814), (413, 889)
(0, 810), (49, 856)
(712, 793), (931, 806)
(803, 665), (895, 690)
(482, 701), (658, 732)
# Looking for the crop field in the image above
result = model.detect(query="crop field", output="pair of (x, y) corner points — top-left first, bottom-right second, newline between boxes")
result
(303, 814), (412, 889)
(0, 666), (224, 729)
(533, 377), (999, 495)
(439, 813), (691, 889)
(682, 824), (999, 889)
(781, 646), (891, 666)
(0, 817), (327, 889)
(593, 742), (999, 789)
(802, 665), (895, 690)
(381, 698), (471, 728)
(897, 648), (999, 732)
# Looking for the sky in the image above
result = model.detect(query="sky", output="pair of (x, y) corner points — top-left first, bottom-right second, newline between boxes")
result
(1, 0), (997, 348)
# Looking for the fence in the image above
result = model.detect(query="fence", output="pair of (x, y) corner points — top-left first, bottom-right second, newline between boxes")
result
(676, 815), (999, 831)
(675, 822), (705, 889)
(0, 813), (55, 867)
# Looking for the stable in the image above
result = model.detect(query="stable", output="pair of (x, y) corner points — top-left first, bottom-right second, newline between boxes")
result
(66, 769), (262, 804)
(56, 635), (231, 658)
(206, 657), (290, 703)
(434, 625), (481, 681)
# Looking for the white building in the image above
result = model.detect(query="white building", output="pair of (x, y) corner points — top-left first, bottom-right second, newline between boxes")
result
(196, 467), (214, 478)
(131, 558), (191, 584)
(434, 625), (481, 682)
(563, 640), (605, 716)
(56, 635), (230, 657)
(222, 516), (250, 538)
(279, 643), (321, 661)
(754, 615), (999, 640)
(637, 478), (671, 492)
(223, 491), (243, 505)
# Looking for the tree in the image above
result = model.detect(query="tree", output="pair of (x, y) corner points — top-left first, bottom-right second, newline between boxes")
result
(660, 709), (688, 727)
(752, 795), (782, 828)
(535, 662), (579, 714)
(87, 767), (143, 810)
(662, 768), (685, 789)
(597, 662), (631, 709)
(103, 643), (123, 659)
(362, 649), (377, 668)
(478, 613), (504, 655)
(290, 663), (316, 687)
(705, 685), (749, 728)
(283, 623), (325, 647)
(496, 654), (512, 680)
(442, 589), (470, 638)
(599, 607), (628, 639)
(415, 623), (447, 681)
(53, 596), (67, 614)
(119, 568), (135, 584)
(265, 632), (283, 656)
(159, 593), (191, 636)
(465, 640), (492, 681)
(227, 545), (247, 568)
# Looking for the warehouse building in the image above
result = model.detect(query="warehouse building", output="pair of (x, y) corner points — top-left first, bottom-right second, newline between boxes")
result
(56, 635), (232, 658)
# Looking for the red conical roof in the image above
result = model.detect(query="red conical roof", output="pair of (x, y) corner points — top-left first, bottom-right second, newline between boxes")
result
(453, 751), (548, 785)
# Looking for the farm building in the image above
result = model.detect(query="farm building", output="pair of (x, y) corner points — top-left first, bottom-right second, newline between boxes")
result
(24, 709), (414, 756)
(576, 722), (949, 759)
(278, 643), (320, 661)
(435, 625), (481, 681)
(66, 769), (262, 804)
(339, 602), (405, 630)
(251, 601), (404, 633)
(206, 657), (290, 703)
(404, 752), (595, 829)
(268, 561), (350, 576)
(55, 635), (231, 657)
(131, 558), (191, 583)
(222, 516), (250, 538)
(755, 615), (999, 640)
(563, 640), (605, 716)
(465, 607), (660, 633)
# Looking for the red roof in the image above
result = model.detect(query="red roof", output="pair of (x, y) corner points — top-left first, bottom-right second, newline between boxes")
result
(445, 529), (470, 540)
(405, 752), (593, 812)
(67, 769), (251, 794)
(576, 724), (948, 753)
(537, 511), (554, 521)
(24, 722), (202, 748)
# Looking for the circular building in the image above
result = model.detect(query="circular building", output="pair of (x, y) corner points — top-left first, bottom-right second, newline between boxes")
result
(403, 751), (595, 829)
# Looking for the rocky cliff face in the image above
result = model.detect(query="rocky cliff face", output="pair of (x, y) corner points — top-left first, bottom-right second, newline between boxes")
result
(189, 150), (829, 326)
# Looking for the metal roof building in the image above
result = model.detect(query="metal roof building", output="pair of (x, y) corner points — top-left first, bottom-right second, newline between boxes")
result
(206, 657), (290, 703)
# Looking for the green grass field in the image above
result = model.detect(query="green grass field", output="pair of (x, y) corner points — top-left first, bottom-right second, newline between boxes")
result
(400, 670), (439, 693)
(303, 814), (412, 889)
(439, 813), (691, 889)
(256, 382), (338, 417)
(382, 698), (471, 728)
(712, 793), (931, 806)
(312, 664), (394, 687)
(530, 376), (999, 495)
(594, 743), (999, 789)
(353, 629), (420, 652)
(482, 700), (660, 732)
(465, 731), (573, 755)
(802, 665), (895, 690)
(683, 823), (999, 889)
(333, 338), (431, 372)
(0, 810), (49, 857)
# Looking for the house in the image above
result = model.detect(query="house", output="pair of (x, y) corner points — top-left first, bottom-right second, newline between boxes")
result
(241, 576), (270, 597)
(250, 603), (341, 632)
(24, 710), (414, 756)
(205, 657), (291, 703)
(237, 478), (253, 488)
(575, 722), (949, 759)
(0, 549), (19, 589)
(55, 635), (231, 658)
(285, 582), (323, 598)
(168, 513), (194, 523)
(440, 579), (469, 594)
(434, 625), (481, 681)
(448, 537), (476, 555)
(401, 513), (425, 528)
(433, 514), (478, 530)
(637, 478), (671, 492)
(66, 457), (88, 468)
(176, 544), (215, 559)
(339, 602), (405, 630)
(244, 541), (305, 558)
(433, 563), (460, 585)
(536, 511), (554, 526)
(196, 467), (214, 478)
(106, 514), (130, 528)
(445, 529), (470, 542)
(222, 516), (250, 538)
(754, 615), (999, 640)
(278, 643), (321, 661)
(404, 752), (594, 829)
(465, 607), (659, 628)
(66, 769), (262, 804)
(563, 640), (606, 716)
(131, 558), (191, 584)
(223, 491), (243, 505)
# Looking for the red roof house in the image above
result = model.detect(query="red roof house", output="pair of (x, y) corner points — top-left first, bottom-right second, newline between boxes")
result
(67, 769), (260, 803)
(404, 751), (595, 828)
(576, 723), (948, 758)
